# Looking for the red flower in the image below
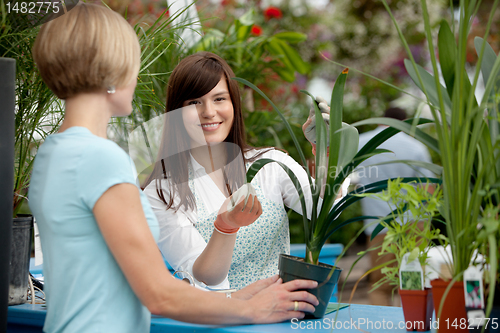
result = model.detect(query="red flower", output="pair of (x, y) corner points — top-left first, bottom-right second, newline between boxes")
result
(251, 25), (263, 36)
(264, 6), (282, 20)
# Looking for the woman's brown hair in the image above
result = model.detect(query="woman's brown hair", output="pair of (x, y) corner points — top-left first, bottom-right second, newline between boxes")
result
(144, 52), (269, 212)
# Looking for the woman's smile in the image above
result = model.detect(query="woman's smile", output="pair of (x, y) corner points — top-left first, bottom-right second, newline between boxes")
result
(200, 122), (222, 131)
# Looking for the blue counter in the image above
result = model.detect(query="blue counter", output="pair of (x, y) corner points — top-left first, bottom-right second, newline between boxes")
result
(8, 302), (431, 332)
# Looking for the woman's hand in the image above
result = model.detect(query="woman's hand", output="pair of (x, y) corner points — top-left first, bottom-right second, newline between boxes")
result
(232, 275), (281, 300)
(214, 184), (262, 234)
(245, 276), (319, 323)
(302, 96), (330, 156)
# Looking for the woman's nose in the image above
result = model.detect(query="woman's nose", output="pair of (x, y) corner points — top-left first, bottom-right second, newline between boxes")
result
(200, 102), (216, 118)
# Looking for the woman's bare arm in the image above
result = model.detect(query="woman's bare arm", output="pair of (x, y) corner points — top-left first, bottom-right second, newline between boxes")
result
(93, 183), (317, 324)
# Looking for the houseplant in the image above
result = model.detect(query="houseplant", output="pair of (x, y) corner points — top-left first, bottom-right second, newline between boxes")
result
(0, 0), (186, 304)
(343, 0), (500, 330)
(234, 71), (440, 317)
(1, 4), (65, 305)
(358, 178), (444, 331)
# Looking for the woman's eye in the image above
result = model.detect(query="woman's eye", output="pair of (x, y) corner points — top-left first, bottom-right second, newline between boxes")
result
(188, 100), (200, 105)
(215, 97), (226, 102)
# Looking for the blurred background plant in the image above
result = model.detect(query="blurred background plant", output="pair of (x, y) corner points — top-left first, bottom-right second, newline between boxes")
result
(6, 0), (499, 248)
(357, 179), (444, 293)
(0, 2), (65, 217)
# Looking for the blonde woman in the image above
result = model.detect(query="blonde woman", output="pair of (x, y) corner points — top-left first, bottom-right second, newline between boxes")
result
(28, 4), (318, 332)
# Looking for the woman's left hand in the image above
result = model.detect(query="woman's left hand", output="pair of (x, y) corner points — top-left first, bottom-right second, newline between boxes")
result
(231, 275), (281, 300)
(214, 185), (262, 234)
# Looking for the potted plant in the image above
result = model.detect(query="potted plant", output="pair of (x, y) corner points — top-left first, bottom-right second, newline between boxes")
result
(344, 1), (500, 330)
(0, 6), (66, 305)
(358, 178), (444, 331)
(1, 1), (184, 305)
(234, 71), (440, 317)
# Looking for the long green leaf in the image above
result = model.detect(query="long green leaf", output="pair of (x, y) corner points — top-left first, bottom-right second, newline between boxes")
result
(338, 123), (359, 171)
(315, 69), (348, 233)
(474, 37), (498, 86)
(265, 38), (295, 73)
(438, 20), (456, 99)
(321, 177), (441, 245)
(404, 59), (452, 116)
(351, 117), (440, 153)
(273, 31), (307, 43)
(474, 37), (500, 166)
(365, 159), (442, 176)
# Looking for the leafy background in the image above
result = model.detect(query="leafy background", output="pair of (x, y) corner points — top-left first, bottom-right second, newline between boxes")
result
(5, 0), (500, 246)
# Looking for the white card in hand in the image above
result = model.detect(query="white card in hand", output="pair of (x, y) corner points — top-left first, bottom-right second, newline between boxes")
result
(227, 183), (257, 212)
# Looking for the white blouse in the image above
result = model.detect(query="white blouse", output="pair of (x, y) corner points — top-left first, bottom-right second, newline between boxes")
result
(144, 149), (343, 289)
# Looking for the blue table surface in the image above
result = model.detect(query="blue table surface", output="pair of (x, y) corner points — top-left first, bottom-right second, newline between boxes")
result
(8, 302), (432, 332)
(30, 243), (343, 276)
(19, 244), (365, 332)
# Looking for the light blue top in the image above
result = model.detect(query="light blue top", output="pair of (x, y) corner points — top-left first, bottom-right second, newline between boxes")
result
(28, 127), (159, 333)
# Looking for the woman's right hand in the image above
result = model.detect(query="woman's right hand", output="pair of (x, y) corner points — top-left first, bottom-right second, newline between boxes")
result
(245, 276), (319, 323)
(302, 96), (330, 156)
(214, 186), (262, 234)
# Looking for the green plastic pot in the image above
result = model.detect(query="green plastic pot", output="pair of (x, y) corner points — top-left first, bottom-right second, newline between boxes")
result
(278, 253), (342, 318)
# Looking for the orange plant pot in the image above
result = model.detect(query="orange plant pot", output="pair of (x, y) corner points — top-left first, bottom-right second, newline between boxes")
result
(431, 278), (468, 333)
(399, 288), (434, 331)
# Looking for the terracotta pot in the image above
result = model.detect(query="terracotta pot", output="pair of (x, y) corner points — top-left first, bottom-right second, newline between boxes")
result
(431, 278), (468, 332)
(278, 254), (342, 318)
(399, 288), (434, 331)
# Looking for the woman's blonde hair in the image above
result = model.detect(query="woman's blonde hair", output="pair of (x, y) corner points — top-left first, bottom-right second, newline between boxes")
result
(32, 3), (140, 99)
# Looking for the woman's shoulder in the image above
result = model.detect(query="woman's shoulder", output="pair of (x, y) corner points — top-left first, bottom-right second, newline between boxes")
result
(143, 178), (170, 193)
(245, 147), (290, 161)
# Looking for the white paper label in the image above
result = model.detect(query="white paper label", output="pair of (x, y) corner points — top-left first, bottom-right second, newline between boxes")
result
(467, 309), (487, 328)
(464, 266), (484, 308)
(399, 251), (424, 290)
(227, 183), (257, 212)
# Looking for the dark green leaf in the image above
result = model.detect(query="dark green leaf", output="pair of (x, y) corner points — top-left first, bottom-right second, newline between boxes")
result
(438, 20), (456, 99)
(404, 59), (452, 114)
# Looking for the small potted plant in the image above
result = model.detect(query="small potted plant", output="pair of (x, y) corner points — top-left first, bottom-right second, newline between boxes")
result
(235, 72), (439, 318)
(341, 1), (500, 330)
(1, 9), (66, 305)
(359, 178), (444, 331)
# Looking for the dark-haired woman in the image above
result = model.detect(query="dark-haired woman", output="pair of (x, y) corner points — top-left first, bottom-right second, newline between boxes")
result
(144, 52), (344, 291)
(28, 5), (319, 331)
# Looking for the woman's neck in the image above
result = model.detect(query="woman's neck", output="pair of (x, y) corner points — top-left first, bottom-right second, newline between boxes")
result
(59, 93), (112, 138)
(190, 143), (228, 173)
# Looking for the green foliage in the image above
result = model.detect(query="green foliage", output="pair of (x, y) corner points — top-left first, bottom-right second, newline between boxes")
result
(477, 203), (500, 312)
(236, 75), (440, 265)
(0, 6), (64, 217)
(393, 1), (500, 280)
(195, 9), (309, 84)
(345, 0), (499, 318)
(400, 270), (422, 290)
(358, 178), (444, 292)
(342, 1), (500, 286)
(110, 5), (189, 151)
